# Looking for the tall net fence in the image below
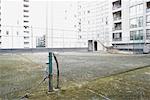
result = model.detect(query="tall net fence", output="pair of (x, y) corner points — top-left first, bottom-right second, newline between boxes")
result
(1, 25), (149, 54)
(0, 52), (150, 99)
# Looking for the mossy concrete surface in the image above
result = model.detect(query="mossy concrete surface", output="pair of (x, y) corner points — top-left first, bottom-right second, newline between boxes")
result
(0, 52), (150, 100)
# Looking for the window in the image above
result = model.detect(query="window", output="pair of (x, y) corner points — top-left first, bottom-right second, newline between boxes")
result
(24, 20), (29, 23)
(146, 15), (150, 26)
(138, 30), (143, 40)
(16, 32), (19, 35)
(130, 31), (136, 40)
(78, 29), (81, 32)
(6, 31), (9, 35)
(106, 17), (108, 25)
(130, 6), (136, 16)
(130, 4), (143, 16)
(88, 20), (90, 24)
(24, 0), (29, 2)
(130, 18), (137, 28)
(113, 32), (122, 41)
(79, 35), (82, 39)
(130, 30), (143, 40)
(24, 31), (29, 33)
(24, 4), (29, 7)
(24, 26), (29, 29)
(146, 1), (150, 12)
(24, 36), (29, 39)
(24, 42), (29, 44)
(146, 29), (150, 39)
(24, 10), (29, 12)
(137, 4), (143, 14)
(114, 22), (122, 30)
(24, 15), (29, 17)
(138, 17), (143, 27)
(130, 17), (143, 28)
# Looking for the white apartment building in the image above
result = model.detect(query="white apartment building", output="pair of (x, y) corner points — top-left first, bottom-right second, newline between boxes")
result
(0, 0), (150, 53)
(0, 0), (33, 49)
(77, 1), (111, 51)
(111, 0), (150, 53)
(46, 1), (82, 48)
(0, 1), (83, 49)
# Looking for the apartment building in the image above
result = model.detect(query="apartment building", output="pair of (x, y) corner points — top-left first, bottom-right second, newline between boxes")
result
(77, 1), (111, 51)
(111, 0), (150, 53)
(46, 1), (81, 48)
(0, 0), (34, 49)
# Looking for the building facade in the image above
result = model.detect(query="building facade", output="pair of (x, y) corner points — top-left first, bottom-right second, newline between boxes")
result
(77, 1), (111, 51)
(0, 0), (34, 49)
(111, 0), (150, 53)
(0, 0), (150, 53)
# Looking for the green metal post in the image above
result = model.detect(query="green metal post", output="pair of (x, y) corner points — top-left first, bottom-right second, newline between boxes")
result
(48, 52), (53, 92)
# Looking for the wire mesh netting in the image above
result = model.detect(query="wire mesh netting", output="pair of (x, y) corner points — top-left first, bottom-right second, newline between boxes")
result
(0, 52), (150, 99)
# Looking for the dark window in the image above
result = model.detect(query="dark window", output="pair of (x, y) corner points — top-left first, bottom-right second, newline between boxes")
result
(24, 42), (29, 44)
(24, 15), (29, 17)
(113, 32), (122, 41)
(78, 29), (81, 32)
(24, 31), (29, 33)
(24, 10), (28, 12)
(146, 29), (150, 40)
(147, 1), (150, 9)
(24, 0), (29, 2)
(24, 36), (29, 39)
(6, 31), (9, 35)
(16, 32), (19, 35)
(24, 26), (29, 29)
(24, 4), (29, 7)
(130, 30), (143, 40)
(24, 20), (29, 23)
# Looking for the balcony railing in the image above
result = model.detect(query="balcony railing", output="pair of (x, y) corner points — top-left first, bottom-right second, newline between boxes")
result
(112, 5), (121, 10)
(113, 27), (122, 31)
(113, 38), (122, 41)
(146, 8), (150, 13)
(113, 17), (121, 21)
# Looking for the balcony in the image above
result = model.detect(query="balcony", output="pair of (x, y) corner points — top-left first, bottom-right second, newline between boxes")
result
(113, 22), (122, 31)
(112, 0), (121, 10)
(113, 11), (121, 21)
(112, 32), (122, 41)
(146, 1), (150, 13)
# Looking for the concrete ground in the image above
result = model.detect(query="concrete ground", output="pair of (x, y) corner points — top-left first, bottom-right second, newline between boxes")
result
(0, 52), (150, 99)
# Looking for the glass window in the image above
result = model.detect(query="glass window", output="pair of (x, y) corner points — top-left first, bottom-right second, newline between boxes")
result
(146, 15), (150, 26)
(130, 30), (143, 40)
(130, 6), (136, 16)
(113, 32), (122, 41)
(6, 31), (9, 35)
(130, 18), (137, 28)
(138, 17), (143, 27)
(137, 4), (143, 14)
(146, 29), (150, 39)
(130, 31), (136, 40)
(138, 30), (143, 40)
(130, 17), (143, 28)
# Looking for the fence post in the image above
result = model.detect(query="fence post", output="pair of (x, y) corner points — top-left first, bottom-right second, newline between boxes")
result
(48, 52), (53, 92)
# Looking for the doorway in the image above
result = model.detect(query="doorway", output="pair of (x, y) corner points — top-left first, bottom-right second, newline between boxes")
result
(94, 41), (97, 51)
(88, 40), (93, 51)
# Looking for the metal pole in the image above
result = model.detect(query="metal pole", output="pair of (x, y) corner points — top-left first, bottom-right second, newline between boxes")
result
(48, 52), (53, 92)
(46, 0), (48, 48)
